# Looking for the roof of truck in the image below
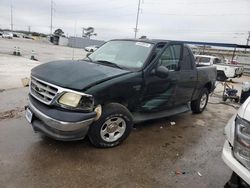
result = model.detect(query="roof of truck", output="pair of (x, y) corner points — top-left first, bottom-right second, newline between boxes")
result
(111, 38), (250, 49)
(111, 38), (170, 44)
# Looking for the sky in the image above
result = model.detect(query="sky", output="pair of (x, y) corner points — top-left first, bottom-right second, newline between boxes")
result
(0, 0), (250, 44)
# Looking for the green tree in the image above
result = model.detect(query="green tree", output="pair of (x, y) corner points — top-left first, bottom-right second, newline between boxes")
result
(54, 28), (64, 36)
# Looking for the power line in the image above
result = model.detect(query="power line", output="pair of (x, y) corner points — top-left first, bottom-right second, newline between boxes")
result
(145, 0), (243, 4)
(56, 4), (132, 14)
(142, 12), (250, 16)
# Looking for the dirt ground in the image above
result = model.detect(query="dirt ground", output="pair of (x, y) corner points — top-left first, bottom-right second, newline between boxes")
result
(0, 38), (249, 188)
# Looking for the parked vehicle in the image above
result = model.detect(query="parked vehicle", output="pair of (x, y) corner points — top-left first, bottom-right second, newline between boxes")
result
(26, 39), (216, 148)
(222, 96), (250, 187)
(195, 55), (244, 81)
(84, 45), (99, 52)
(2, 32), (13, 39)
(224, 58), (240, 65)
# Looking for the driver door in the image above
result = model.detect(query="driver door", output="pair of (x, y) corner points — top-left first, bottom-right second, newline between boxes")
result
(140, 44), (182, 112)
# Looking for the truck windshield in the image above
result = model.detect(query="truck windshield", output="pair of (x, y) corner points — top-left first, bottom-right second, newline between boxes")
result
(88, 40), (153, 70)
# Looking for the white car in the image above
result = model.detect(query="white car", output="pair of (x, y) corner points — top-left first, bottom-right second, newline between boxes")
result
(195, 55), (244, 81)
(222, 96), (250, 187)
(84, 45), (99, 52)
(2, 32), (13, 39)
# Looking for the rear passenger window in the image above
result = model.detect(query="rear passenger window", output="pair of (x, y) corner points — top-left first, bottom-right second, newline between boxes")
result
(181, 47), (193, 70)
(213, 58), (221, 64)
(158, 45), (181, 71)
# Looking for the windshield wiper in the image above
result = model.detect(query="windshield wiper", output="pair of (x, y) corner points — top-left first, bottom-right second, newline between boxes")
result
(96, 60), (124, 69)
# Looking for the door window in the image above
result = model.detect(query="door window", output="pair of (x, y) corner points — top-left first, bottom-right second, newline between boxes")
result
(158, 45), (181, 71)
(181, 47), (193, 70)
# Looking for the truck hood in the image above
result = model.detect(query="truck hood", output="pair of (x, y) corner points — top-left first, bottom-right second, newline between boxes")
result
(31, 60), (130, 90)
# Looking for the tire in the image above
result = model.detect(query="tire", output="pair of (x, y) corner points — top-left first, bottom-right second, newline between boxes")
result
(90, 49), (94, 52)
(88, 103), (133, 148)
(234, 97), (239, 103)
(191, 88), (209, 114)
(217, 71), (228, 82)
(222, 96), (227, 102)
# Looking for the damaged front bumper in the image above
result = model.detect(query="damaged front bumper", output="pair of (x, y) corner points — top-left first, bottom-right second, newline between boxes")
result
(26, 96), (96, 141)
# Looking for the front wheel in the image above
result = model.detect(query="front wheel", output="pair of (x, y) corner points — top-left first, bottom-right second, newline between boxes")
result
(191, 88), (209, 114)
(88, 103), (133, 148)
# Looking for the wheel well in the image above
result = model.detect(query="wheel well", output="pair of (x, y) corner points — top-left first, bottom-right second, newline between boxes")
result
(104, 98), (128, 108)
(204, 82), (212, 93)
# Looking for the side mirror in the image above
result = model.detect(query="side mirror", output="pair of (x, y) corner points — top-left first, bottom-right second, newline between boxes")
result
(154, 66), (169, 78)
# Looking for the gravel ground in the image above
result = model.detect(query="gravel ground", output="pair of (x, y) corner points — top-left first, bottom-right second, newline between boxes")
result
(0, 38), (86, 62)
(0, 38), (87, 90)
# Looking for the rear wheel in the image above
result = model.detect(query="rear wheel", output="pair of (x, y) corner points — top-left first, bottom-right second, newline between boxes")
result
(234, 97), (239, 103)
(191, 88), (209, 113)
(88, 103), (133, 148)
(222, 96), (227, 102)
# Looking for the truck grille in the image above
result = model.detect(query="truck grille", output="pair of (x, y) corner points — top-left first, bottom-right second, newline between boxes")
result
(30, 77), (58, 104)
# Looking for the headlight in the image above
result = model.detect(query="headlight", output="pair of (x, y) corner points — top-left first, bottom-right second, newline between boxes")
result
(58, 92), (94, 111)
(59, 92), (82, 107)
(234, 116), (250, 170)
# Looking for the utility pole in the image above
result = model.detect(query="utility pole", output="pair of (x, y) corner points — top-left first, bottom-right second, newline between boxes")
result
(245, 31), (250, 52)
(50, 0), (54, 35)
(28, 25), (31, 33)
(134, 0), (141, 38)
(10, 3), (13, 31)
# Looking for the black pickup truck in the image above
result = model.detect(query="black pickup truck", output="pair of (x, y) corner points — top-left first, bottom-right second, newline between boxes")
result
(26, 39), (216, 148)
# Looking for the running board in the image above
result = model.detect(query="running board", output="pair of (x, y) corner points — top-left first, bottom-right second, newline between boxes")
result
(132, 104), (190, 123)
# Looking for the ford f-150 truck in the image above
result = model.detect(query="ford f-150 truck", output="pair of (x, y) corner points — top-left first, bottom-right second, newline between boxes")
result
(26, 39), (216, 148)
